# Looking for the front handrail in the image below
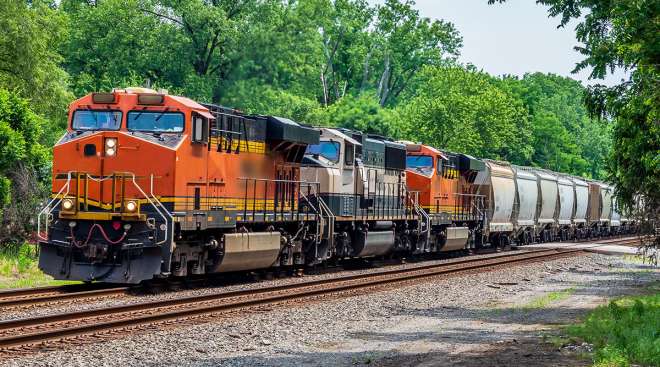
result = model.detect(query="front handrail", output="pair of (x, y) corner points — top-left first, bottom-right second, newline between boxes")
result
(37, 171), (172, 246)
(87, 172), (172, 245)
(406, 188), (430, 252)
(127, 173), (172, 245)
(305, 183), (334, 249)
(37, 172), (73, 241)
(294, 182), (333, 247)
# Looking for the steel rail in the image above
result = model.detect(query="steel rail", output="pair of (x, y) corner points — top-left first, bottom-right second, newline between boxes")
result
(0, 286), (129, 308)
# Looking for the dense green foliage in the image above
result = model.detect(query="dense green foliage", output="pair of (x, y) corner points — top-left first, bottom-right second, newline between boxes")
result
(0, 0), (72, 140)
(2, 0), (652, 243)
(567, 292), (660, 367)
(490, 0), (659, 214)
(0, 89), (50, 243)
(401, 66), (532, 162)
(503, 73), (613, 178)
(60, 0), (462, 107)
(0, 244), (76, 289)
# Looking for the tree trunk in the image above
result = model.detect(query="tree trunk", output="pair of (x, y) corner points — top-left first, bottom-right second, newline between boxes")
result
(321, 69), (329, 107)
(377, 54), (391, 106)
(360, 48), (373, 93)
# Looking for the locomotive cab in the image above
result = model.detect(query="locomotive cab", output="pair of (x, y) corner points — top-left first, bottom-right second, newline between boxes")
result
(301, 128), (362, 201)
(404, 143), (485, 252)
(301, 128), (407, 219)
(38, 88), (212, 283)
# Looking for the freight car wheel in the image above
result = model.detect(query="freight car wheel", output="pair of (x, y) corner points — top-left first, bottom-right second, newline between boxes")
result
(499, 235), (511, 251)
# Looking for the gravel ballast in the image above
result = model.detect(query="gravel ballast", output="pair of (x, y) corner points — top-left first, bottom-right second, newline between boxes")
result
(0, 250), (548, 321)
(3, 253), (658, 367)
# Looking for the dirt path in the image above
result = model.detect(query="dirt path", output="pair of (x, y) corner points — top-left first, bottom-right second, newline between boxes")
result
(346, 261), (658, 367)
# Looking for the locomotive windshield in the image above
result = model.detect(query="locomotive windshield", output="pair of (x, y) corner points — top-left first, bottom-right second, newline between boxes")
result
(72, 110), (122, 130)
(127, 111), (184, 133)
(305, 141), (340, 162)
(406, 155), (434, 175)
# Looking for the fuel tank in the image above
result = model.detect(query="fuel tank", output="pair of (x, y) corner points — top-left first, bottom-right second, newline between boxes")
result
(213, 232), (282, 272)
(352, 228), (395, 257)
(437, 227), (469, 252)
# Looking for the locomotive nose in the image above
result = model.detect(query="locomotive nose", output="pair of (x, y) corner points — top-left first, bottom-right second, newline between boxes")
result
(52, 131), (177, 211)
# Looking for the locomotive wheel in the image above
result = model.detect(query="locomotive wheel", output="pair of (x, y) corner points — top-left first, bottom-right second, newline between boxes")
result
(500, 235), (511, 251)
(491, 233), (500, 251)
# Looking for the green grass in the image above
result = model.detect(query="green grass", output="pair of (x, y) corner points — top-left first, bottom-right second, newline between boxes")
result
(622, 254), (649, 264)
(542, 333), (576, 348)
(566, 290), (660, 367)
(522, 287), (576, 310)
(0, 244), (78, 289)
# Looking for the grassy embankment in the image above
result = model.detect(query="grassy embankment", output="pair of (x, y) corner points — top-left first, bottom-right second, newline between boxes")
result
(0, 245), (78, 289)
(522, 287), (576, 310)
(565, 284), (659, 367)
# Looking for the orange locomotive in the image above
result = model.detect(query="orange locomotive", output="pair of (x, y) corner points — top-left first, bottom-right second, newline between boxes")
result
(37, 88), (319, 283)
(404, 143), (486, 251)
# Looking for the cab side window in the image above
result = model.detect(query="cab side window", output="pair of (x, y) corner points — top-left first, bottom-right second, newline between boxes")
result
(191, 112), (209, 143)
(345, 144), (355, 166)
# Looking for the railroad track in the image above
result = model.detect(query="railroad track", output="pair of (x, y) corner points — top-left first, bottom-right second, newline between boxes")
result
(593, 237), (641, 246)
(0, 284), (129, 308)
(0, 236), (639, 310)
(574, 235), (640, 245)
(0, 245), (601, 357)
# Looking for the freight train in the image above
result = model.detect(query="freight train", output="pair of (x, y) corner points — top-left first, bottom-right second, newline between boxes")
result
(37, 89), (634, 284)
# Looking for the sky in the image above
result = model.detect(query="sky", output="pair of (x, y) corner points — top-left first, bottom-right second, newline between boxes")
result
(369, 0), (628, 86)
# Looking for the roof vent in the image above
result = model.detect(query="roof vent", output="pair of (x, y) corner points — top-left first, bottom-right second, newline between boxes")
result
(125, 87), (158, 94)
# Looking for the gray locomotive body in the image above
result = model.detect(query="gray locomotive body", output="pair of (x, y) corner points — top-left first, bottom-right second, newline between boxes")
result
(300, 128), (423, 263)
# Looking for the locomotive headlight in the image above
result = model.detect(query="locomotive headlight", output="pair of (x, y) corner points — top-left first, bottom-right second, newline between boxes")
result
(125, 200), (138, 213)
(61, 198), (75, 212)
(105, 138), (117, 156)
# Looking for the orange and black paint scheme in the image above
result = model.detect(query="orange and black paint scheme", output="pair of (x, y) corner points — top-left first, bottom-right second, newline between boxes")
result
(404, 143), (486, 250)
(38, 88), (319, 283)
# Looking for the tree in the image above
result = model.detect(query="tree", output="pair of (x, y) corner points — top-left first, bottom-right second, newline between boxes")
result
(315, 0), (374, 105)
(371, 0), (461, 106)
(62, 0), (263, 102)
(222, 80), (320, 122)
(62, 0), (192, 97)
(489, 0), (659, 212)
(501, 73), (607, 177)
(400, 65), (532, 162)
(306, 94), (399, 137)
(0, 89), (50, 244)
(222, 0), (327, 103)
(0, 0), (72, 139)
